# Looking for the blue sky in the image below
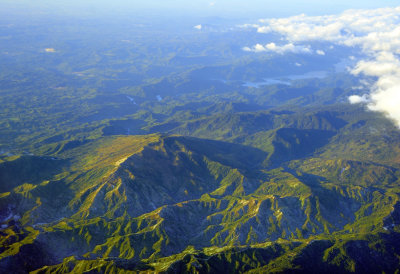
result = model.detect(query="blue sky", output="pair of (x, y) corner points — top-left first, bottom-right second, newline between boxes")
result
(136, 0), (399, 17)
(3, 0), (399, 19)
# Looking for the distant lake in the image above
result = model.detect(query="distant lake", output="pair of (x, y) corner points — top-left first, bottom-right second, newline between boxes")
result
(242, 70), (328, 88)
(243, 79), (290, 88)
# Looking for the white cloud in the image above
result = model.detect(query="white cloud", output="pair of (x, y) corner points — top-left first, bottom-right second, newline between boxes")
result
(194, 24), (202, 30)
(243, 42), (312, 54)
(242, 46), (252, 52)
(209, 2), (215, 6)
(349, 94), (369, 104)
(238, 23), (260, 29)
(316, 50), (325, 55)
(247, 6), (400, 127)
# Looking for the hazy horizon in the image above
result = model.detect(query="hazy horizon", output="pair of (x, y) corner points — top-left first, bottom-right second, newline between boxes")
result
(2, 0), (400, 20)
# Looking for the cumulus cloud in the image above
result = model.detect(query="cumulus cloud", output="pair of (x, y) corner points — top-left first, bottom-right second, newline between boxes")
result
(194, 24), (202, 30)
(243, 42), (311, 54)
(316, 50), (325, 55)
(349, 94), (369, 104)
(247, 6), (400, 127)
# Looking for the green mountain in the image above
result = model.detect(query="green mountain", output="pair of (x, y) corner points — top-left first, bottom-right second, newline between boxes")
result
(1, 109), (400, 272)
(1, 8), (400, 273)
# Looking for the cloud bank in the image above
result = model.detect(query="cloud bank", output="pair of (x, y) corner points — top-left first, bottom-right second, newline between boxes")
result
(246, 6), (400, 127)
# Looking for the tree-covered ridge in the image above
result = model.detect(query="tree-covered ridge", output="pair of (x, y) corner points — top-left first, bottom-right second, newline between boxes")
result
(1, 113), (400, 272)
(1, 10), (400, 273)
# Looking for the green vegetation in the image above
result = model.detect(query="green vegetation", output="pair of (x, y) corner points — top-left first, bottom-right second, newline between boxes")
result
(1, 10), (400, 274)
